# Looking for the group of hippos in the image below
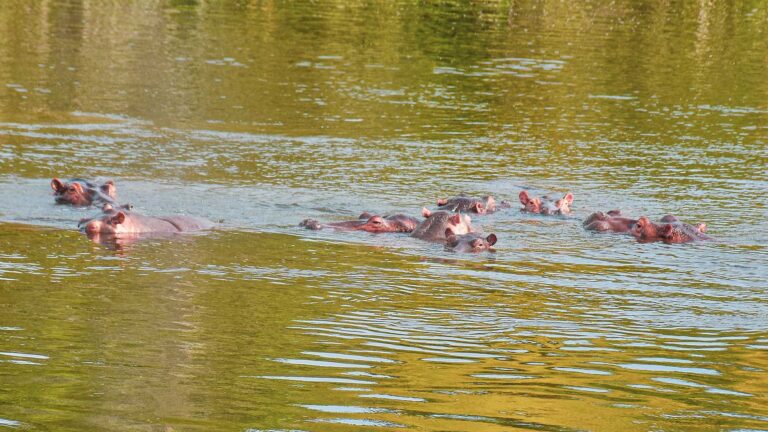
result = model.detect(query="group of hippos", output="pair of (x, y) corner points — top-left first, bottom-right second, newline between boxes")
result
(52, 177), (712, 252)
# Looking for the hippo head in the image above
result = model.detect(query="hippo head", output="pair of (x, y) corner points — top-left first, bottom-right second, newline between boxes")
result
(631, 216), (665, 241)
(360, 215), (391, 233)
(445, 230), (498, 252)
(519, 191), (573, 215)
(83, 210), (128, 235)
(382, 214), (419, 233)
(583, 211), (608, 226)
(436, 197), (487, 214)
(518, 191), (542, 213)
(52, 178), (91, 206)
(359, 215), (416, 233)
(551, 193), (574, 215)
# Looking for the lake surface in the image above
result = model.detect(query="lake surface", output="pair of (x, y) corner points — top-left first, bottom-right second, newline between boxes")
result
(1, 1), (767, 431)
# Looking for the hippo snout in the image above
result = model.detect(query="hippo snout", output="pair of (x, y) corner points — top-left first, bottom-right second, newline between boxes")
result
(85, 221), (103, 235)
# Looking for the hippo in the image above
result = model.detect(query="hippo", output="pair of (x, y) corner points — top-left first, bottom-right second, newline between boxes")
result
(583, 210), (682, 233)
(80, 205), (214, 236)
(445, 229), (497, 253)
(300, 212), (419, 233)
(51, 178), (117, 206)
(631, 216), (711, 244)
(583, 210), (631, 232)
(519, 191), (573, 215)
(583, 211), (700, 235)
(411, 208), (473, 242)
(436, 195), (510, 214)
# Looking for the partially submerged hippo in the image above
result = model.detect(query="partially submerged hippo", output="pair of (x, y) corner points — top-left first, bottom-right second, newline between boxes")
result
(52, 178), (117, 206)
(300, 212), (419, 233)
(411, 208), (473, 242)
(519, 191), (573, 215)
(584, 210), (684, 233)
(445, 229), (497, 253)
(631, 216), (710, 244)
(583, 210), (663, 232)
(80, 205), (214, 236)
(436, 195), (510, 214)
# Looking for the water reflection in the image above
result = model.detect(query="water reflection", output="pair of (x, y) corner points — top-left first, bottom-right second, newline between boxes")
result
(1, 0), (767, 431)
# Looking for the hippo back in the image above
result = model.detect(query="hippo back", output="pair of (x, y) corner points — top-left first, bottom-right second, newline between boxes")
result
(411, 211), (471, 241)
(159, 216), (216, 232)
(665, 222), (712, 243)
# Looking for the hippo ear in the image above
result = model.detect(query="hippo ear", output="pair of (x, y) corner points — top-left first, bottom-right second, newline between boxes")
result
(437, 198), (448, 206)
(51, 178), (66, 192)
(662, 224), (673, 237)
(421, 207), (432, 218)
(518, 191), (530, 204)
(473, 202), (483, 213)
(449, 213), (461, 224)
(486, 234), (497, 246)
(607, 209), (621, 217)
(444, 227), (456, 238)
(71, 182), (83, 193)
(696, 223), (707, 233)
(113, 211), (126, 225)
(100, 181), (116, 195)
(358, 212), (373, 220)
(563, 193), (574, 204)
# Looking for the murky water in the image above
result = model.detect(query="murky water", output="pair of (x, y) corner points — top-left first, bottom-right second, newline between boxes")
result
(1, 1), (767, 431)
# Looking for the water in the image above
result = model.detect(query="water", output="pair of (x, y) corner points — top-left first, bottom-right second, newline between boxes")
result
(1, 1), (767, 431)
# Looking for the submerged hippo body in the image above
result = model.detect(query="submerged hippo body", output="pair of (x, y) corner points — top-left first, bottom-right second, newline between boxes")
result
(52, 178), (117, 206)
(631, 216), (710, 244)
(411, 208), (473, 242)
(436, 195), (509, 214)
(445, 230), (497, 253)
(81, 207), (214, 236)
(583, 210), (635, 232)
(519, 191), (573, 215)
(300, 212), (419, 233)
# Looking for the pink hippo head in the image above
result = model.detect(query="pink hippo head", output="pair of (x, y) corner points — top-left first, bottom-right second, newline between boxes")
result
(52, 178), (117, 206)
(445, 230), (497, 253)
(83, 210), (129, 236)
(52, 178), (91, 206)
(631, 216), (710, 244)
(519, 191), (573, 215)
(436, 195), (500, 214)
(356, 214), (420, 233)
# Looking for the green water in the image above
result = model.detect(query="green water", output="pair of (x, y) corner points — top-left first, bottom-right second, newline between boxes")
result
(0, 1), (767, 431)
